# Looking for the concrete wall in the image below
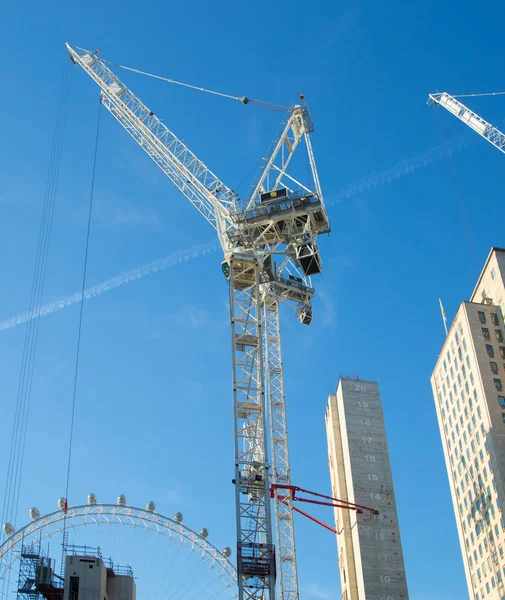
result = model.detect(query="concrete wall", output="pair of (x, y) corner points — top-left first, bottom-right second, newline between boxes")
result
(64, 556), (107, 600)
(326, 379), (409, 600)
(107, 575), (136, 600)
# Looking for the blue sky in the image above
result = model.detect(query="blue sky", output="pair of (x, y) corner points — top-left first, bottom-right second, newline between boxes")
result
(1, 1), (505, 599)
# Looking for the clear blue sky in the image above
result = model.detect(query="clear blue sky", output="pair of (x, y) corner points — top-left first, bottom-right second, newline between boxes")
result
(1, 1), (505, 599)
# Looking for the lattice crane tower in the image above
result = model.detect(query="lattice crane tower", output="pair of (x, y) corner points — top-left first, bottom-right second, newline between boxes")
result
(66, 43), (330, 600)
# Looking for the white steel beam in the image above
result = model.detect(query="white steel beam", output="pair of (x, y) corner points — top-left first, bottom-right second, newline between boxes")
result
(263, 295), (299, 600)
(429, 92), (505, 155)
(229, 257), (276, 600)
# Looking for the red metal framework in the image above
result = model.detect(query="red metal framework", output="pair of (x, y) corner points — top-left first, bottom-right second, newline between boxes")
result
(270, 485), (378, 535)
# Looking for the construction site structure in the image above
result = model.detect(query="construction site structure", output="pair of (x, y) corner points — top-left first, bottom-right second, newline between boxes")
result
(64, 546), (135, 600)
(16, 542), (135, 600)
(325, 379), (409, 600)
(428, 92), (505, 154)
(66, 43), (331, 600)
(16, 544), (63, 600)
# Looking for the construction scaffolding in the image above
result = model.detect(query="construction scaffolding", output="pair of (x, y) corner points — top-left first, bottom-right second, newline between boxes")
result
(16, 544), (64, 600)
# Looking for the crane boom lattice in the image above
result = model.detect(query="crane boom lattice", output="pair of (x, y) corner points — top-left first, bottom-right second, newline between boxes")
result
(429, 92), (505, 155)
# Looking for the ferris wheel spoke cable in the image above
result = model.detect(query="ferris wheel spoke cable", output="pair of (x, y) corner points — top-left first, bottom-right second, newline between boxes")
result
(174, 553), (211, 600)
(162, 549), (196, 599)
(1, 56), (73, 600)
(152, 538), (183, 600)
(178, 560), (221, 600)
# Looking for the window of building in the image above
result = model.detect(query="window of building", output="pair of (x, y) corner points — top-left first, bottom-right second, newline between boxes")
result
(487, 344), (495, 357)
(502, 414), (505, 424)
(498, 396), (505, 409)
(497, 330), (504, 343)
(491, 362), (499, 374)
(456, 332), (460, 344)
(495, 378), (503, 391)
(483, 328), (491, 340)
(479, 312), (487, 324)
(491, 267), (496, 280)
(492, 313), (499, 325)
(500, 347), (505, 359)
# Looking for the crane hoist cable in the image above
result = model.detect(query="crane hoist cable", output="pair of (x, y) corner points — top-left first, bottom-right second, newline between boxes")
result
(70, 46), (291, 113)
(62, 100), (102, 541)
(1, 55), (73, 600)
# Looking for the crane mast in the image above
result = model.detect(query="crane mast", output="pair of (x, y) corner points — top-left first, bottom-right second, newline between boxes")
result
(429, 92), (505, 154)
(67, 44), (330, 600)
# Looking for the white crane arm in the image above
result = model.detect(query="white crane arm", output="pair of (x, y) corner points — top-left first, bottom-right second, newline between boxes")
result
(429, 92), (505, 155)
(67, 44), (239, 237)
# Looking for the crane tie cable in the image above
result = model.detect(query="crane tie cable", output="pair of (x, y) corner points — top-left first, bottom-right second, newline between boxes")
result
(100, 57), (290, 113)
(452, 91), (505, 98)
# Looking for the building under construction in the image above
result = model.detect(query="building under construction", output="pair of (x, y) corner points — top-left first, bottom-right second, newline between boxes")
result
(16, 544), (135, 600)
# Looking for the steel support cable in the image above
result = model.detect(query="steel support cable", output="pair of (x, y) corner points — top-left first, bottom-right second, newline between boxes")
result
(1, 57), (72, 599)
(175, 551), (213, 600)
(186, 573), (229, 600)
(90, 53), (290, 113)
(62, 101), (102, 539)
(163, 550), (199, 600)
(452, 91), (505, 99)
(152, 540), (183, 600)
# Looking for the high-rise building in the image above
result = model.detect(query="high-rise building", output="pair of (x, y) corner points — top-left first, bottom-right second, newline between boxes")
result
(431, 247), (505, 600)
(325, 378), (409, 600)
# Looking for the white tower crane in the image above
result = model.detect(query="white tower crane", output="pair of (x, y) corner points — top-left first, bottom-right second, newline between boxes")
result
(428, 92), (505, 154)
(66, 44), (330, 600)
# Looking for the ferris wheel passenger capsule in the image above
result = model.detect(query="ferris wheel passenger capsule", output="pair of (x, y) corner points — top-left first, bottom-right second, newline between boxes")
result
(2, 522), (14, 536)
(174, 512), (183, 523)
(29, 507), (40, 521)
(222, 547), (232, 558)
(117, 495), (127, 506)
(87, 493), (97, 505)
(57, 498), (67, 511)
(146, 501), (155, 512)
(199, 527), (208, 539)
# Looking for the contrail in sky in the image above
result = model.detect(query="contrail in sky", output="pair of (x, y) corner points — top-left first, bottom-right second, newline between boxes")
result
(329, 134), (473, 205)
(0, 240), (218, 331)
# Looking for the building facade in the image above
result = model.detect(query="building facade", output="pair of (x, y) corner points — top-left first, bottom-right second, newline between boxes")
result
(431, 247), (505, 600)
(325, 378), (409, 600)
(64, 552), (136, 600)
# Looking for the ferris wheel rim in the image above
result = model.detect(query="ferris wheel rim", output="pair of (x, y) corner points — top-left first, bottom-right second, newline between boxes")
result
(0, 503), (237, 597)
